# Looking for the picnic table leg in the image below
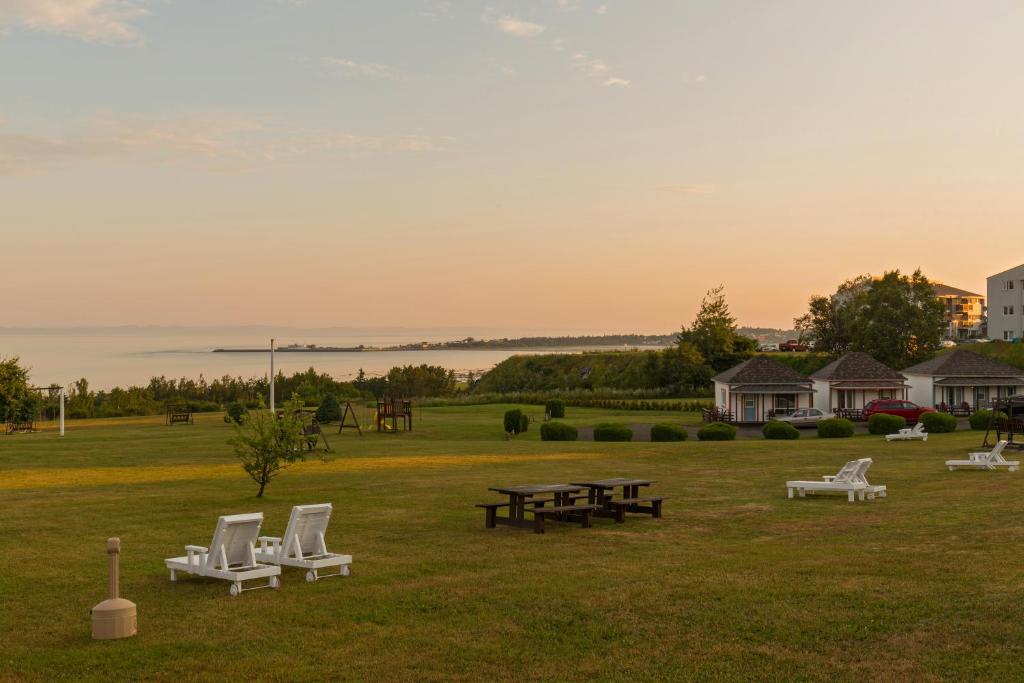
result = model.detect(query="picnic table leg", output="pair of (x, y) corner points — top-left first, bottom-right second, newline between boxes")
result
(534, 512), (545, 534)
(652, 499), (663, 519)
(581, 508), (592, 529)
(485, 506), (496, 528)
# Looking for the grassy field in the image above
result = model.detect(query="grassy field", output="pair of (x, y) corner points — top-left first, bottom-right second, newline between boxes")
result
(2, 404), (1023, 681)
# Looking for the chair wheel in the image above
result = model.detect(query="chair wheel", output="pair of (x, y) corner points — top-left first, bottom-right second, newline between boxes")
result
(229, 582), (240, 597)
(305, 570), (317, 583)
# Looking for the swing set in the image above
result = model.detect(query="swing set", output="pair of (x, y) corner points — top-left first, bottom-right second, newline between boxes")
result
(983, 396), (1024, 450)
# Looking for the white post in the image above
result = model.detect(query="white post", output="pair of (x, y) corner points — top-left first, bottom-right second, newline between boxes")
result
(59, 387), (65, 437)
(269, 338), (275, 413)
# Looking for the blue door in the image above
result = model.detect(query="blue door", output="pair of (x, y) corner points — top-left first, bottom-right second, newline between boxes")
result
(743, 397), (756, 422)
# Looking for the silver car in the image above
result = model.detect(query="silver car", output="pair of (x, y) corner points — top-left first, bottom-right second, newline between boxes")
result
(774, 408), (828, 428)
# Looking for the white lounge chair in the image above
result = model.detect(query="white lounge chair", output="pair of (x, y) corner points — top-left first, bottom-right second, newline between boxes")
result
(255, 503), (352, 582)
(787, 458), (883, 502)
(885, 422), (928, 442)
(165, 513), (281, 596)
(946, 440), (1019, 472)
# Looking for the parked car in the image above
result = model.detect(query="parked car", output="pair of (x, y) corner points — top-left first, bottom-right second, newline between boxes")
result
(758, 343), (780, 352)
(778, 340), (809, 352)
(940, 340), (957, 348)
(862, 399), (935, 423)
(774, 408), (829, 428)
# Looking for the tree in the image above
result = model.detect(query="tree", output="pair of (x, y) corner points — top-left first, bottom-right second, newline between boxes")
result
(315, 393), (342, 423)
(796, 270), (944, 368)
(678, 285), (755, 372)
(229, 397), (307, 497)
(0, 357), (35, 423)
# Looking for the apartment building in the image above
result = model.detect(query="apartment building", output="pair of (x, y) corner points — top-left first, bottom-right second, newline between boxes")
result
(987, 264), (1024, 341)
(933, 283), (986, 340)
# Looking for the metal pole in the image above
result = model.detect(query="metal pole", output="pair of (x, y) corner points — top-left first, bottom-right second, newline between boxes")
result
(59, 387), (65, 437)
(269, 338), (275, 413)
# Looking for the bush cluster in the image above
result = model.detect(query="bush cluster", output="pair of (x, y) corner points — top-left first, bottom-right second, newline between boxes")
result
(969, 409), (1008, 431)
(503, 409), (529, 435)
(921, 411), (957, 433)
(540, 421), (578, 441)
(867, 413), (907, 435)
(817, 418), (855, 438)
(593, 423), (633, 442)
(315, 394), (343, 423)
(762, 420), (800, 440)
(650, 424), (688, 442)
(224, 401), (248, 424)
(698, 422), (737, 441)
(545, 399), (566, 419)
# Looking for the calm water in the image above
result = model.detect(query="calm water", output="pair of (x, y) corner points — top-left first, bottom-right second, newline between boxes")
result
(0, 328), (647, 390)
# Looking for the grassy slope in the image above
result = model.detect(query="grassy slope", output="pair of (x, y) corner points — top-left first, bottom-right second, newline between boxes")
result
(2, 407), (1023, 681)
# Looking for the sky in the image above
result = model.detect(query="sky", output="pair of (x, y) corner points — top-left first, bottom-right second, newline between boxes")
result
(1, 0), (1022, 333)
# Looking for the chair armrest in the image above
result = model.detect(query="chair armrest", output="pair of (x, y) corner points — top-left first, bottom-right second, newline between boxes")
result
(185, 545), (208, 553)
(184, 545), (208, 566)
(822, 475), (836, 482)
(257, 536), (281, 551)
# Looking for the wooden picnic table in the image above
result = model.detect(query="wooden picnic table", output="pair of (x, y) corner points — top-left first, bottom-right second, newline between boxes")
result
(569, 478), (664, 523)
(481, 484), (596, 533)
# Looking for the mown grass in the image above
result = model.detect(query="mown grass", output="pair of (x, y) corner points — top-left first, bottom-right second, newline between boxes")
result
(2, 405), (1023, 681)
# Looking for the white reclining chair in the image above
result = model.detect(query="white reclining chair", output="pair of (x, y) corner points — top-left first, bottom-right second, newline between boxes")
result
(786, 458), (881, 502)
(885, 422), (928, 442)
(255, 503), (353, 582)
(946, 440), (1019, 472)
(165, 513), (281, 596)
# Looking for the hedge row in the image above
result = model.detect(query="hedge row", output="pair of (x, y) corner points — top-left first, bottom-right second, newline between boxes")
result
(817, 418), (855, 438)
(593, 423), (633, 442)
(540, 422), (578, 441)
(867, 413), (906, 435)
(650, 424), (688, 442)
(921, 412), (957, 433)
(762, 420), (800, 440)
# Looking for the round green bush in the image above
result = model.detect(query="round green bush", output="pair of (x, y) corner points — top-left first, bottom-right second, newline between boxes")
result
(519, 412), (529, 434)
(540, 421), (578, 441)
(593, 423), (633, 442)
(650, 424), (688, 442)
(867, 413), (906, 435)
(315, 394), (342, 424)
(921, 411), (957, 433)
(697, 422), (737, 441)
(224, 401), (248, 424)
(545, 399), (566, 419)
(762, 420), (800, 440)
(817, 418), (855, 438)
(504, 409), (526, 435)
(969, 409), (1008, 431)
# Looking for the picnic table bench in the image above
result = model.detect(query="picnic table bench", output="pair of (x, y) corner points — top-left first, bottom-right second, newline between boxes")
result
(166, 408), (193, 426)
(5, 421), (35, 435)
(478, 485), (597, 534)
(569, 478), (664, 523)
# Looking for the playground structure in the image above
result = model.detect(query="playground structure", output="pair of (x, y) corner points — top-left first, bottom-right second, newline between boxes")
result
(4, 385), (65, 437)
(302, 416), (332, 452)
(337, 401), (363, 436)
(983, 396), (1024, 450)
(376, 399), (412, 433)
(165, 405), (194, 426)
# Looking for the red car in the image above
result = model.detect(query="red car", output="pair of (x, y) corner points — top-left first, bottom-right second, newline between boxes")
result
(862, 399), (935, 423)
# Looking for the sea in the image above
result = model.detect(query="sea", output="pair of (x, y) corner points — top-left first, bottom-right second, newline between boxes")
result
(0, 327), (660, 390)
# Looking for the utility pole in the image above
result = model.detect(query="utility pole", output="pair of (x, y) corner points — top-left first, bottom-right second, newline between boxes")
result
(269, 338), (275, 413)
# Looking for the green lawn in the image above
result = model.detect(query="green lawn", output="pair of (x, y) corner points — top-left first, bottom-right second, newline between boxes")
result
(2, 405), (1023, 681)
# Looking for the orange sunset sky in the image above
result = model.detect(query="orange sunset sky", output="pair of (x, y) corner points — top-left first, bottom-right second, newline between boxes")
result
(2, 1), (1022, 331)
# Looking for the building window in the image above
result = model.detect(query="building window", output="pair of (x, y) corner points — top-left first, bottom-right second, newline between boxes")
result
(774, 394), (796, 414)
(1004, 305), (1015, 315)
(720, 389), (726, 406)
(1007, 280), (1016, 290)
(1007, 331), (1016, 340)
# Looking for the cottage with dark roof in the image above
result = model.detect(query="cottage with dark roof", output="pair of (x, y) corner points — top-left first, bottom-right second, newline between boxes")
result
(902, 350), (1024, 410)
(712, 357), (814, 423)
(810, 352), (908, 414)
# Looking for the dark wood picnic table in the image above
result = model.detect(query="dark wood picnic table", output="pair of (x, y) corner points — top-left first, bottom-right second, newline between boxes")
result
(481, 484), (597, 533)
(569, 478), (664, 523)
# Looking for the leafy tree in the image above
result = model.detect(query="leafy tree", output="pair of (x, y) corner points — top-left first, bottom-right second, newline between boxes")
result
(796, 270), (944, 368)
(315, 393), (343, 423)
(229, 397), (307, 497)
(0, 357), (35, 423)
(678, 285), (754, 372)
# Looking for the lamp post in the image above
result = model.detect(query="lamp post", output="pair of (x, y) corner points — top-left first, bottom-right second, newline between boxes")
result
(269, 338), (275, 413)
(59, 386), (65, 437)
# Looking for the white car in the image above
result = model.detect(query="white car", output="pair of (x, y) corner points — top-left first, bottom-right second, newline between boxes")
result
(774, 408), (829, 428)
(758, 343), (780, 352)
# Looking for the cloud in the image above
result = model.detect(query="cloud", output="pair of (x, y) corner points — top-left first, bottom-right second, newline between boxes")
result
(322, 57), (404, 80)
(0, 111), (439, 175)
(594, 3), (608, 15)
(556, 0), (583, 10)
(695, 74), (707, 83)
(571, 51), (629, 86)
(602, 77), (629, 87)
(0, 0), (148, 44)
(487, 15), (545, 38)
(656, 184), (717, 196)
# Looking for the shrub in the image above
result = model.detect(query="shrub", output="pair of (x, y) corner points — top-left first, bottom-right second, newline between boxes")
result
(867, 413), (906, 435)
(969, 409), (1008, 431)
(697, 422), (737, 441)
(224, 401), (248, 424)
(593, 423), (633, 442)
(817, 418), (854, 438)
(519, 412), (529, 434)
(315, 394), (343, 424)
(545, 399), (566, 419)
(921, 411), (957, 433)
(540, 421), (578, 441)
(504, 409), (526, 435)
(185, 400), (221, 413)
(762, 420), (800, 440)
(650, 424), (688, 442)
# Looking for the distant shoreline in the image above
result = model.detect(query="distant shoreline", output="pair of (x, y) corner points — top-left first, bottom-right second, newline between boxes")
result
(212, 344), (669, 354)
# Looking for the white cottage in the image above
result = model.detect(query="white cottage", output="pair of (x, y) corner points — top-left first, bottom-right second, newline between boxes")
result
(810, 352), (908, 415)
(712, 357), (815, 424)
(902, 350), (1024, 410)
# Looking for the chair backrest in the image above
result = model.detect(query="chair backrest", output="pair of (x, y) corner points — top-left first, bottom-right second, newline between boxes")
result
(988, 440), (1009, 463)
(832, 460), (862, 484)
(852, 458), (873, 484)
(207, 513), (263, 570)
(911, 422), (925, 434)
(281, 504), (333, 559)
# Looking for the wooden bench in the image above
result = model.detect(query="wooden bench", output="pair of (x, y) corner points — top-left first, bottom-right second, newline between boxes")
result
(166, 410), (193, 426)
(526, 504), (597, 534)
(606, 497), (664, 523)
(476, 496), (589, 528)
(5, 421), (34, 435)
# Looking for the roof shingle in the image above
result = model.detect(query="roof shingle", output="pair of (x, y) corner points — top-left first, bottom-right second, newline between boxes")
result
(901, 350), (1023, 378)
(811, 352), (906, 382)
(712, 357), (812, 385)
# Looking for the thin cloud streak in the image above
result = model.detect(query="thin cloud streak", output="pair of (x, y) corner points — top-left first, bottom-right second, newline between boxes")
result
(0, 0), (148, 44)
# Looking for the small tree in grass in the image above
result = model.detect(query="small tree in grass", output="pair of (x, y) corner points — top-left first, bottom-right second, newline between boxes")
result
(229, 397), (307, 497)
(316, 393), (343, 424)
